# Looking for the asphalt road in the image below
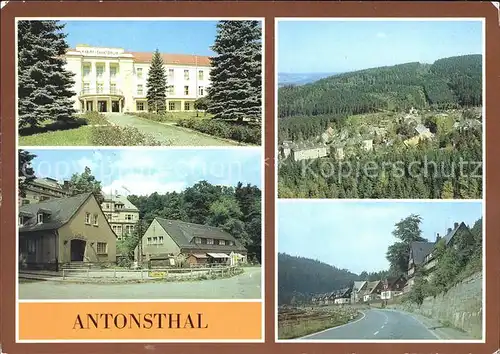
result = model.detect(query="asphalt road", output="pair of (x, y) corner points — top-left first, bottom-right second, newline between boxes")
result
(19, 267), (261, 300)
(104, 113), (239, 146)
(301, 308), (440, 340)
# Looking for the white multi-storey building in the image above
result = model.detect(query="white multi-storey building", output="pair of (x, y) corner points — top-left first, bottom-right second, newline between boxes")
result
(65, 45), (211, 113)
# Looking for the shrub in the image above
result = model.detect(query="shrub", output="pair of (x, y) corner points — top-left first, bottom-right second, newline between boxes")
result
(177, 118), (261, 144)
(90, 126), (162, 146)
(79, 111), (109, 125)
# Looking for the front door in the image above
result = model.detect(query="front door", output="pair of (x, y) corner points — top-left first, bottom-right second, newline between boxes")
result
(98, 100), (107, 113)
(70, 239), (86, 262)
(86, 101), (94, 112)
(112, 101), (120, 112)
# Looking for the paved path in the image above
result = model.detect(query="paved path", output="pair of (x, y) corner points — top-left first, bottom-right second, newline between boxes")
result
(301, 309), (442, 340)
(104, 113), (240, 146)
(19, 267), (261, 300)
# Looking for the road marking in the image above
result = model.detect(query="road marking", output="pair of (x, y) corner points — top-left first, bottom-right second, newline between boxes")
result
(374, 331), (379, 335)
(300, 310), (367, 339)
(382, 309), (441, 340)
(381, 325), (385, 329)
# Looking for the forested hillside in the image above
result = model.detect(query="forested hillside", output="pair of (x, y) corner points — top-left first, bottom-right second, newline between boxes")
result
(128, 181), (262, 262)
(278, 55), (482, 142)
(278, 253), (359, 305)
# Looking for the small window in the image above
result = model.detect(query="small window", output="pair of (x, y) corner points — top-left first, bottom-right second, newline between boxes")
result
(125, 214), (133, 220)
(97, 83), (104, 93)
(97, 242), (107, 254)
(92, 214), (98, 226)
(110, 66), (117, 78)
(136, 101), (144, 111)
(184, 102), (191, 111)
(158, 236), (164, 244)
(169, 102), (176, 111)
(168, 69), (174, 80)
(110, 83), (117, 94)
(198, 86), (204, 96)
(83, 83), (90, 94)
(96, 65), (104, 78)
(83, 65), (91, 77)
(194, 237), (201, 244)
(219, 239), (225, 246)
(136, 67), (143, 78)
(147, 237), (152, 245)
(167, 85), (174, 95)
(207, 238), (214, 245)
(85, 213), (91, 224)
(153, 237), (158, 244)
(198, 70), (204, 80)
(22, 199), (30, 205)
(184, 70), (189, 80)
(137, 85), (143, 96)
(27, 239), (36, 254)
(18, 217), (24, 226)
(184, 86), (189, 95)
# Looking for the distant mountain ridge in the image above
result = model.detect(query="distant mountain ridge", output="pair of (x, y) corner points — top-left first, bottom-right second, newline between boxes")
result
(278, 54), (483, 118)
(278, 72), (340, 87)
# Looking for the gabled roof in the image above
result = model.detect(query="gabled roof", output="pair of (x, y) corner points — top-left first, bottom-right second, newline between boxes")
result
(443, 222), (470, 246)
(410, 241), (435, 265)
(154, 217), (246, 252)
(19, 193), (92, 232)
(366, 280), (382, 294)
(353, 281), (367, 292)
(102, 194), (139, 211)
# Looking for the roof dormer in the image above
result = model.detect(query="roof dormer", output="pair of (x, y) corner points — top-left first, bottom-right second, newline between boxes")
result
(37, 208), (52, 224)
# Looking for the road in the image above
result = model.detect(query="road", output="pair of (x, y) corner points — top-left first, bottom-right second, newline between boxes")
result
(301, 308), (440, 340)
(19, 267), (261, 300)
(104, 113), (239, 146)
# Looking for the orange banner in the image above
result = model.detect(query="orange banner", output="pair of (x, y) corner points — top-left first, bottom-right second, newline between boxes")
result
(19, 301), (262, 341)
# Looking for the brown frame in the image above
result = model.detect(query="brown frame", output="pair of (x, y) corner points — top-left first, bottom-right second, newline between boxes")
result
(1, 1), (499, 354)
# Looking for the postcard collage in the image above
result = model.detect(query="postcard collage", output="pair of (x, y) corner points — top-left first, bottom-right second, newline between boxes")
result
(3, 2), (497, 353)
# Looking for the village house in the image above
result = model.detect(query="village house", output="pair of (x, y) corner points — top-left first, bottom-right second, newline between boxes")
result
(101, 193), (140, 240)
(405, 222), (474, 291)
(380, 275), (406, 300)
(333, 288), (352, 305)
(135, 217), (247, 267)
(18, 192), (117, 270)
(362, 280), (384, 302)
(404, 123), (434, 147)
(19, 177), (71, 206)
(351, 280), (368, 303)
(279, 141), (328, 162)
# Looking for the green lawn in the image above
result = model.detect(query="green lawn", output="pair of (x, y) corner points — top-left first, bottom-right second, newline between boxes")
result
(18, 125), (93, 146)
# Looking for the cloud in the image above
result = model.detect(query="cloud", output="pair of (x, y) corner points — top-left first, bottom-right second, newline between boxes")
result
(376, 32), (387, 38)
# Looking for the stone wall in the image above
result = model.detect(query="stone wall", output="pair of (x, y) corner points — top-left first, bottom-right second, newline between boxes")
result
(396, 272), (482, 338)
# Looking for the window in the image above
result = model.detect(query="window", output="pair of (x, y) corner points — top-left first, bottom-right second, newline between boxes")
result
(18, 217), (24, 226)
(97, 83), (104, 94)
(125, 225), (134, 235)
(136, 67), (143, 78)
(207, 238), (214, 245)
(198, 70), (204, 80)
(158, 236), (164, 244)
(168, 69), (174, 80)
(83, 65), (91, 77)
(27, 239), (36, 254)
(184, 70), (189, 80)
(147, 237), (152, 245)
(110, 83), (117, 94)
(167, 85), (174, 95)
(194, 237), (201, 244)
(184, 86), (189, 95)
(97, 242), (107, 254)
(92, 214), (98, 226)
(137, 84), (143, 96)
(153, 237), (158, 244)
(125, 214), (133, 221)
(136, 102), (145, 111)
(22, 199), (30, 205)
(83, 83), (90, 94)
(229, 241), (234, 246)
(198, 86), (204, 96)
(184, 102), (191, 111)
(85, 212), (91, 224)
(110, 66), (117, 78)
(96, 65), (104, 78)
(169, 102), (176, 111)
(219, 240), (226, 245)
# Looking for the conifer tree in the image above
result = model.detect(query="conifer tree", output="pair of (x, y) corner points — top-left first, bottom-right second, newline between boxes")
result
(208, 21), (262, 122)
(17, 20), (76, 128)
(146, 49), (167, 114)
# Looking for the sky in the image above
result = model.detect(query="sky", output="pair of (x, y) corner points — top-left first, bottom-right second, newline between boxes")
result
(61, 20), (220, 55)
(277, 20), (483, 73)
(24, 148), (262, 196)
(278, 201), (483, 275)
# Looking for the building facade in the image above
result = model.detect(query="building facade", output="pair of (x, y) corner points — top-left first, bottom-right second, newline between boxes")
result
(65, 45), (211, 113)
(19, 178), (71, 206)
(101, 194), (140, 240)
(18, 193), (117, 270)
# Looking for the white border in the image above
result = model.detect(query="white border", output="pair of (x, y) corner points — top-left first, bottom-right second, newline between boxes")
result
(274, 17), (486, 344)
(15, 17), (266, 344)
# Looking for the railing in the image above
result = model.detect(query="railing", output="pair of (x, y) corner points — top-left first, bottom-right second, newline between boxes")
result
(80, 88), (124, 96)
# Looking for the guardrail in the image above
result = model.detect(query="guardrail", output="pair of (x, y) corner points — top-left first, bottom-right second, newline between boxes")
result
(61, 266), (241, 280)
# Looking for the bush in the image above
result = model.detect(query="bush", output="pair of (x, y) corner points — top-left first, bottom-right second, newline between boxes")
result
(79, 111), (109, 125)
(177, 118), (261, 144)
(128, 112), (172, 123)
(91, 126), (162, 146)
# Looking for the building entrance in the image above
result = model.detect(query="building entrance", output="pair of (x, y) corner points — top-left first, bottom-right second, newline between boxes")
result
(112, 101), (120, 112)
(86, 101), (93, 112)
(98, 101), (108, 112)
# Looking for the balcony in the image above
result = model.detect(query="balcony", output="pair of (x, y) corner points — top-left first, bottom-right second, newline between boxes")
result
(79, 88), (124, 97)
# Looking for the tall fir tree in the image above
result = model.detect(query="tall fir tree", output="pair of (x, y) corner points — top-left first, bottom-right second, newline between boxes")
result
(17, 20), (76, 128)
(146, 49), (167, 114)
(208, 21), (262, 122)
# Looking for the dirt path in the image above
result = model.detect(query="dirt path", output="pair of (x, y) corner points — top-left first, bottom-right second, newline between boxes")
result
(105, 113), (240, 146)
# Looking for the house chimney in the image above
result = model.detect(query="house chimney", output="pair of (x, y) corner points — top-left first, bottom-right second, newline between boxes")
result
(454, 222), (459, 229)
(447, 227), (452, 234)
(436, 233), (441, 242)
(63, 181), (70, 190)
